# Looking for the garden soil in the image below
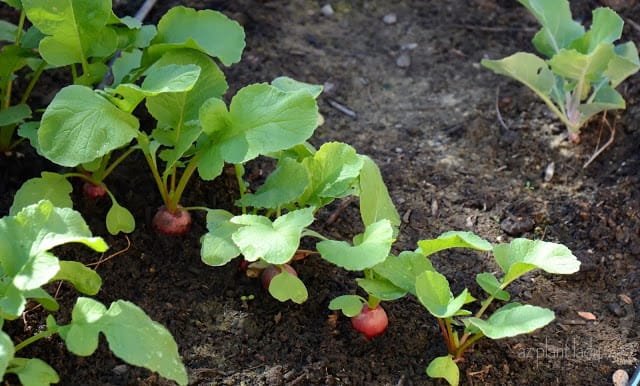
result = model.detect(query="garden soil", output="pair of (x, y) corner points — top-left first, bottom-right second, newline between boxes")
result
(1, 1), (640, 385)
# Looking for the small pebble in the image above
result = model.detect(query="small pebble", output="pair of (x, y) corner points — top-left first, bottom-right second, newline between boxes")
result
(321, 4), (334, 16)
(396, 52), (411, 68)
(382, 13), (397, 24)
(607, 302), (625, 317)
(112, 364), (128, 375)
(500, 215), (535, 236)
(612, 369), (629, 386)
(544, 162), (555, 182)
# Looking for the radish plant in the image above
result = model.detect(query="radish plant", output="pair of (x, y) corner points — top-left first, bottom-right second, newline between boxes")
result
(362, 231), (580, 385)
(13, 2), (322, 236)
(481, 0), (639, 142)
(0, 194), (187, 385)
(201, 143), (401, 303)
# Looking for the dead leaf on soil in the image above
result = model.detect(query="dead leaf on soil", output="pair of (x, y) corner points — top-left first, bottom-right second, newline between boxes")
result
(618, 294), (633, 305)
(577, 311), (597, 321)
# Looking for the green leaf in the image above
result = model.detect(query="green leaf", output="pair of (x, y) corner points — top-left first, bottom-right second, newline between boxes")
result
(297, 142), (364, 207)
(466, 303), (555, 339)
(22, 0), (117, 67)
(0, 201), (107, 318)
(317, 219), (393, 271)
(59, 298), (188, 385)
(199, 83), (319, 174)
(146, 49), (227, 137)
(271, 76), (323, 98)
(38, 85), (139, 167)
(111, 49), (142, 87)
(358, 155), (400, 232)
(481, 52), (556, 102)
(106, 201), (135, 235)
(200, 210), (242, 266)
(548, 44), (615, 83)
(1, 0), (22, 9)
(235, 157), (310, 209)
(0, 103), (31, 126)
(111, 62), (202, 111)
(373, 251), (434, 295)
(152, 6), (245, 66)
(476, 272), (510, 301)
(417, 231), (492, 257)
(8, 358), (60, 386)
(10, 172), (73, 215)
(493, 238), (580, 286)
(605, 42), (640, 87)
(268, 268), (308, 304)
(0, 20), (17, 42)
(231, 208), (315, 264)
(569, 7), (623, 54)
(517, 0), (584, 57)
(426, 355), (459, 386)
(0, 330), (14, 376)
(415, 270), (469, 318)
(356, 277), (406, 301)
(0, 46), (31, 90)
(21, 287), (58, 312)
(578, 85), (625, 126)
(328, 295), (363, 317)
(51, 261), (101, 295)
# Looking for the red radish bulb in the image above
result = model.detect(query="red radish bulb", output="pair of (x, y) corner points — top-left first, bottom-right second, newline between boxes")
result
(82, 181), (107, 199)
(351, 304), (388, 339)
(152, 205), (192, 235)
(261, 264), (297, 290)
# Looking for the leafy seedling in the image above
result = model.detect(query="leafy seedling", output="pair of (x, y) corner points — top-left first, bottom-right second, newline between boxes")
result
(201, 141), (400, 304)
(481, 0), (640, 141)
(0, 196), (187, 385)
(408, 231), (580, 385)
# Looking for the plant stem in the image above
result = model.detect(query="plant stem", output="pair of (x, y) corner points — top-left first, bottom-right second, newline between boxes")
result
(63, 172), (98, 184)
(234, 163), (247, 213)
(168, 152), (201, 211)
(19, 61), (47, 105)
(14, 329), (55, 352)
(457, 295), (496, 348)
(454, 332), (485, 360)
(142, 149), (170, 207)
(70, 64), (78, 83)
(101, 147), (137, 180)
(438, 318), (454, 354)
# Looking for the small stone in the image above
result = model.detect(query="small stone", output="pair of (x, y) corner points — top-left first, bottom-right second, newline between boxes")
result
(396, 52), (411, 68)
(607, 302), (625, 317)
(382, 13), (397, 24)
(612, 369), (629, 386)
(112, 364), (128, 375)
(500, 215), (535, 236)
(321, 4), (334, 16)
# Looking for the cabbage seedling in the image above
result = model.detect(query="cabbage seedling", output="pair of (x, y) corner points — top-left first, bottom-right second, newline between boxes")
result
(482, 0), (640, 142)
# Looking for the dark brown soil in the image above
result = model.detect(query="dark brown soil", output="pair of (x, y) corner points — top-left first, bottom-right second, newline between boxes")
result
(1, 1), (639, 385)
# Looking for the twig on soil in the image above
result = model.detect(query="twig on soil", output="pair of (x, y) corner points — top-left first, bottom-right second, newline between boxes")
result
(326, 197), (355, 225)
(98, 0), (157, 88)
(456, 24), (537, 33)
(624, 17), (640, 35)
(23, 282), (63, 316)
(495, 86), (510, 131)
(325, 98), (358, 119)
(583, 112), (616, 169)
(134, 0), (157, 21)
(87, 235), (131, 270)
